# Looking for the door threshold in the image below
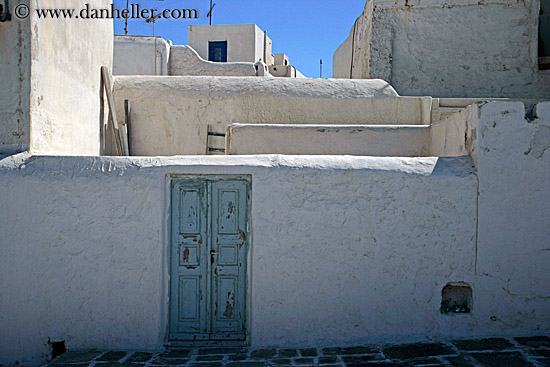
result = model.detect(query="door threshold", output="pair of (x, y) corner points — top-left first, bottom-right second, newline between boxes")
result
(167, 340), (248, 348)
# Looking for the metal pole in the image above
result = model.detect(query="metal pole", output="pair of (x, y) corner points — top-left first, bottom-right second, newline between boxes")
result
(320, 59), (323, 78)
(124, 0), (129, 35)
(209, 0), (212, 25)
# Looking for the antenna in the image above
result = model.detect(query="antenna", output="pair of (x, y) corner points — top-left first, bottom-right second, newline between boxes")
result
(146, 11), (163, 36)
(124, 0), (129, 35)
(207, 0), (216, 25)
(146, 11), (163, 75)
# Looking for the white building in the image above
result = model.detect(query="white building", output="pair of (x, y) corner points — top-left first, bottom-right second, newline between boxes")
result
(0, 1), (548, 366)
(333, 0), (550, 99)
(113, 24), (304, 78)
(189, 24), (274, 65)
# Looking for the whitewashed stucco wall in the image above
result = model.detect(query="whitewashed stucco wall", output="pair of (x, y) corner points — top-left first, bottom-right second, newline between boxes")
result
(333, 30), (353, 79)
(0, 0), (112, 156)
(113, 35), (170, 76)
(473, 101), (550, 334)
(29, 0), (113, 155)
(333, 0), (373, 79)
(371, 0), (550, 98)
(0, 154), (477, 365)
(111, 77), (440, 156)
(168, 46), (257, 77)
(228, 124), (432, 156)
(0, 1), (31, 154)
(1, 102), (549, 366)
(335, 0), (550, 99)
(188, 24), (271, 64)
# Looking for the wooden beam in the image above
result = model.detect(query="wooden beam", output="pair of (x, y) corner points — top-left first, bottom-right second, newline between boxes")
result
(101, 66), (124, 156)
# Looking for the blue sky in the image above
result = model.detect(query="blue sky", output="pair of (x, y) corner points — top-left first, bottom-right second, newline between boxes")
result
(112, 0), (366, 78)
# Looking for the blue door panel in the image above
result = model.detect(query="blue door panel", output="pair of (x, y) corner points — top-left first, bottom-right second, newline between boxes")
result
(170, 181), (209, 340)
(170, 177), (249, 342)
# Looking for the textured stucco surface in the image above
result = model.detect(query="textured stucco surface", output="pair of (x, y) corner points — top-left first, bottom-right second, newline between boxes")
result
(333, 28), (353, 79)
(113, 35), (170, 76)
(430, 104), (478, 157)
(0, 154), (477, 365)
(335, 0), (550, 99)
(473, 101), (550, 335)
(28, 0), (113, 155)
(268, 64), (305, 78)
(228, 124), (431, 156)
(0, 1), (31, 153)
(169, 45), (257, 76)
(188, 24), (273, 64)
(113, 76), (415, 156)
(2, 100), (550, 365)
(333, 0), (373, 79)
(1, 0), (112, 155)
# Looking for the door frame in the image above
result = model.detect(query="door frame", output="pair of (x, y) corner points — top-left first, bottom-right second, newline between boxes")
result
(164, 174), (252, 347)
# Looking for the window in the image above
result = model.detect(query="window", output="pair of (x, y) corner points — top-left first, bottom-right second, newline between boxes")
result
(208, 41), (228, 63)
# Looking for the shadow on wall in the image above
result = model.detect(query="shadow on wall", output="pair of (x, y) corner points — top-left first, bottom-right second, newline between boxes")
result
(540, 0), (550, 69)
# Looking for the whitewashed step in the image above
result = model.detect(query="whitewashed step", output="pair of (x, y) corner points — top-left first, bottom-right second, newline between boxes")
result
(227, 124), (431, 157)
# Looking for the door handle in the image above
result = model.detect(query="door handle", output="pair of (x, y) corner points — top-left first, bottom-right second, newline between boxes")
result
(210, 250), (218, 264)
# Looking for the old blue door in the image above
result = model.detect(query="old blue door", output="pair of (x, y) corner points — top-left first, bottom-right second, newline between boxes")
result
(169, 176), (250, 342)
(208, 41), (228, 62)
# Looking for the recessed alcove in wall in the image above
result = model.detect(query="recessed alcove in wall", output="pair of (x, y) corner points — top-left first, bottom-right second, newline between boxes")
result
(540, 0), (550, 69)
(49, 340), (66, 360)
(441, 283), (473, 315)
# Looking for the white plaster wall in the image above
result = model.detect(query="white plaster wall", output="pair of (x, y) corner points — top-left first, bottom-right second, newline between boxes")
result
(369, 0), (550, 98)
(333, 31), (353, 79)
(2, 100), (550, 365)
(274, 53), (288, 66)
(113, 35), (170, 76)
(0, 153), (477, 366)
(253, 25), (273, 65)
(0, 154), (167, 366)
(430, 104), (477, 157)
(188, 24), (259, 63)
(112, 77), (427, 156)
(295, 69), (305, 79)
(228, 124), (431, 156)
(0, 1), (31, 153)
(473, 101), (550, 335)
(333, 0), (373, 79)
(249, 156), (477, 347)
(268, 65), (305, 78)
(168, 46), (256, 76)
(29, 0), (113, 155)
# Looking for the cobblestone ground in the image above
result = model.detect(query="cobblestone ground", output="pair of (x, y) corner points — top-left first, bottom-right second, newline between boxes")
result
(45, 336), (550, 367)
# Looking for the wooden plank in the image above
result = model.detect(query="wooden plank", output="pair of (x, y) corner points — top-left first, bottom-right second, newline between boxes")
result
(211, 179), (249, 340)
(205, 125), (210, 155)
(124, 100), (131, 156)
(206, 124), (227, 155)
(101, 66), (124, 156)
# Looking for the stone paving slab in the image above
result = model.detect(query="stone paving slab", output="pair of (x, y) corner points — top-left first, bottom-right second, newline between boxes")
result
(382, 343), (454, 360)
(451, 338), (514, 351)
(515, 337), (550, 349)
(43, 336), (550, 367)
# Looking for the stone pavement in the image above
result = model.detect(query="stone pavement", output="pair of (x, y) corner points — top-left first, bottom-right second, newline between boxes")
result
(45, 336), (550, 367)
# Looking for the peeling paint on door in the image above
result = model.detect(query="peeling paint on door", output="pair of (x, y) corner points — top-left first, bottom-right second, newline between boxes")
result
(169, 176), (250, 342)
